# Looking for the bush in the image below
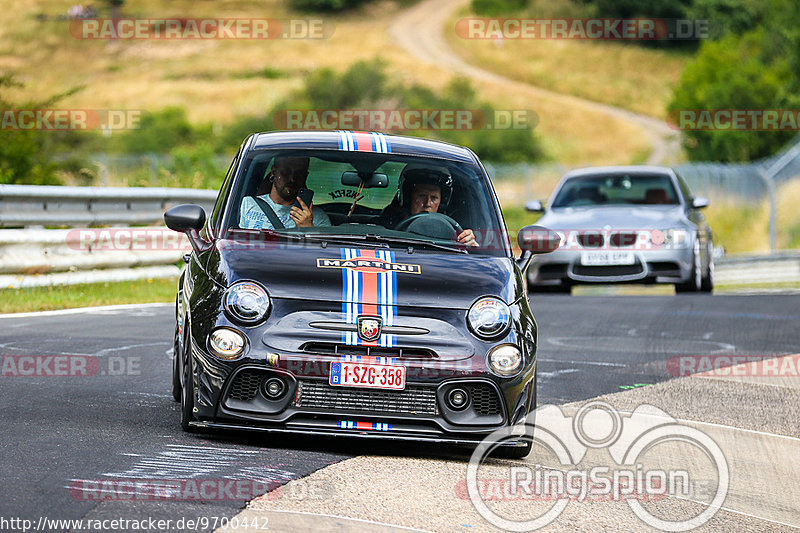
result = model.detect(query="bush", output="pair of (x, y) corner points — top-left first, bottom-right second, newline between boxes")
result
(288, 0), (370, 11)
(471, 0), (527, 16)
(117, 107), (195, 154)
(268, 60), (544, 163)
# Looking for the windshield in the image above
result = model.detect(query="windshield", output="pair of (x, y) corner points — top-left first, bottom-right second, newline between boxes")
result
(223, 149), (508, 256)
(550, 173), (680, 208)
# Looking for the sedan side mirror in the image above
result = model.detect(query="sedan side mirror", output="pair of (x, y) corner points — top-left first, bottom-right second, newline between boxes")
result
(518, 225), (561, 254)
(164, 204), (211, 253)
(691, 196), (709, 209)
(525, 200), (544, 213)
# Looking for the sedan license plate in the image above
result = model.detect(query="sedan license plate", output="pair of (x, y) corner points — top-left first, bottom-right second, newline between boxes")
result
(329, 361), (406, 390)
(580, 251), (635, 266)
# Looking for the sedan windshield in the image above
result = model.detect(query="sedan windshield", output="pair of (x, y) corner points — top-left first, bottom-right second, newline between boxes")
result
(550, 173), (680, 208)
(223, 149), (508, 256)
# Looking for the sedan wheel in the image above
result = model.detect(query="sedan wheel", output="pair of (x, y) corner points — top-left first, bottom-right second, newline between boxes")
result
(675, 241), (702, 293)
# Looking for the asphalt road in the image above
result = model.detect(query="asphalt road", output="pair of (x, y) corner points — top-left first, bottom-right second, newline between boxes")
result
(1, 294), (798, 532)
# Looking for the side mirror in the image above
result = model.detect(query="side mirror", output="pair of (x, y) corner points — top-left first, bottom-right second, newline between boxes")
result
(164, 204), (211, 253)
(691, 196), (709, 209)
(342, 171), (389, 188)
(165, 204), (206, 232)
(518, 225), (561, 254)
(525, 200), (544, 213)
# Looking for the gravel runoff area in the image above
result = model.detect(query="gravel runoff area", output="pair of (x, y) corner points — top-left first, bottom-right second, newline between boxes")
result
(219, 355), (800, 533)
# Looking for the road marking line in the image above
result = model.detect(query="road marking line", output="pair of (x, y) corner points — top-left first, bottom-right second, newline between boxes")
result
(262, 510), (433, 532)
(0, 302), (171, 319)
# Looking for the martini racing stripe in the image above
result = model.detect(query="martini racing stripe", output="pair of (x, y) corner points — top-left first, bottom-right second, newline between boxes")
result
(340, 248), (398, 347)
(336, 130), (392, 153)
(337, 420), (393, 431)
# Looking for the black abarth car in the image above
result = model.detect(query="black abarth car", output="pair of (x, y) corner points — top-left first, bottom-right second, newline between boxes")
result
(165, 131), (558, 456)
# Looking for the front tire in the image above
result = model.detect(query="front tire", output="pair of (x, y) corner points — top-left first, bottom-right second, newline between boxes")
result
(700, 248), (714, 293)
(675, 242), (702, 293)
(171, 326), (182, 402)
(180, 337), (198, 433)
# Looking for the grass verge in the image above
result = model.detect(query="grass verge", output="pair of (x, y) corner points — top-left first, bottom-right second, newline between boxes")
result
(0, 278), (177, 314)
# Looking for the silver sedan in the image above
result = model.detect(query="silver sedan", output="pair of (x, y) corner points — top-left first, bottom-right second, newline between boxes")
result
(526, 166), (714, 293)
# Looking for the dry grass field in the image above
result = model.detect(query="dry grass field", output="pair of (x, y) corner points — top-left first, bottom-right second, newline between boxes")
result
(445, 6), (689, 119)
(0, 0), (666, 165)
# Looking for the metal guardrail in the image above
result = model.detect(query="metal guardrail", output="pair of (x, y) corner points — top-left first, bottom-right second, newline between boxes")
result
(0, 185), (797, 289)
(0, 184), (218, 228)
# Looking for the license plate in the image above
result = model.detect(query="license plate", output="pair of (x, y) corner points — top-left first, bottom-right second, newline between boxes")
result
(580, 251), (635, 266)
(329, 361), (406, 390)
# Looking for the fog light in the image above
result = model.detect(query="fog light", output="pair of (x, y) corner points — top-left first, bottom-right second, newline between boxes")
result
(263, 377), (286, 399)
(488, 344), (522, 376)
(447, 388), (469, 410)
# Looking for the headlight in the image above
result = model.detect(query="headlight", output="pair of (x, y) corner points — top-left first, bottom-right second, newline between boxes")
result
(208, 327), (246, 360)
(467, 297), (511, 340)
(651, 229), (689, 248)
(488, 344), (522, 376)
(224, 281), (270, 324)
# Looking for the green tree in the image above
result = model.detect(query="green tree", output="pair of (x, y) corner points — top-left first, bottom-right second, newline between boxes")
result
(668, 29), (795, 161)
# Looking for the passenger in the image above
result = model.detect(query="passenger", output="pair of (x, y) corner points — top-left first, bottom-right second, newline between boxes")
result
(239, 156), (331, 230)
(378, 165), (478, 246)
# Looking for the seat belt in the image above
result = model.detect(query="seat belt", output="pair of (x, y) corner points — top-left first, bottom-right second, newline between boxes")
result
(252, 197), (286, 230)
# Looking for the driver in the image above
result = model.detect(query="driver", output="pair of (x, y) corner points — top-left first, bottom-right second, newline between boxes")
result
(378, 165), (478, 246)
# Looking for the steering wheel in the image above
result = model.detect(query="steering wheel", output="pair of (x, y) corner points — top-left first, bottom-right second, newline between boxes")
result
(394, 212), (463, 240)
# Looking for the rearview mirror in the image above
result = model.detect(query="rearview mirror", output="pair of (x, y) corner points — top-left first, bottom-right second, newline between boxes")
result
(518, 225), (561, 254)
(691, 196), (709, 209)
(164, 204), (211, 253)
(165, 204), (206, 232)
(342, 171), (389, 188)
(525, 200), (544, 213)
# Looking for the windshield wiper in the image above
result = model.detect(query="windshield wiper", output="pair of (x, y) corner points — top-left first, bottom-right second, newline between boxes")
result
(363, 234), (468, 254)
(301, 233), (390, 249)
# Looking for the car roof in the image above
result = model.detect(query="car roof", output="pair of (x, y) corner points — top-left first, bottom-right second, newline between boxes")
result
(250, 130), (477, 163)
(561, 165), (677, 179)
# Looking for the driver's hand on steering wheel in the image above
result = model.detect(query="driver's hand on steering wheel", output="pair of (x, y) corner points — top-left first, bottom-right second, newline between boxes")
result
(457, 229), (479, 247)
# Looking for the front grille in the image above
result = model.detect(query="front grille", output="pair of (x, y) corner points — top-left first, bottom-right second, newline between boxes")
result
(301, 342), (436, 359)
(573, 264), (644, 277)
(471, 384), (502, 416)
(610, 232), (638, 247)
(228, 370), (265, 401)
(577, 232), (604, 248)
(294, 380), (439, 415)
(648, 261), (681, 276)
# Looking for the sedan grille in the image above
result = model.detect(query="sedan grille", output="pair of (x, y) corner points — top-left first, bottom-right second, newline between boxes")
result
(294, 380), (439, 415)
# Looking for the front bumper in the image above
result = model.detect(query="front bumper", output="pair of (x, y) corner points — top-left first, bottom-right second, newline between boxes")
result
(529, 247), (694, 285)
(188, 345), (535, 443)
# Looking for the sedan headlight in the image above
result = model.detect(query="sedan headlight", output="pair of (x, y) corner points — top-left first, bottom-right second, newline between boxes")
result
(208, 327), (246, 360)
(224, 281), (270, 324)
(468, 297), (511, 340)
(488, 344), (522, 376)
(651, 229), (689, 248)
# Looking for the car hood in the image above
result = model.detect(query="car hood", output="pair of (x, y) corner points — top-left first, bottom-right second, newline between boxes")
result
(206, 239), (517, 310)
(538, 206), (688, 230)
